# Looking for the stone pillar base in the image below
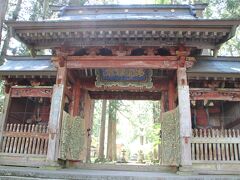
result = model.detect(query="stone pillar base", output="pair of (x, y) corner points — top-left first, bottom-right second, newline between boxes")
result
(177, 166), (195, 175)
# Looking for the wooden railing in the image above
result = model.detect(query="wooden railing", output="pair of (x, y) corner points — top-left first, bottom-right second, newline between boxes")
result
(191, 129), (240, 162)
(1, 124), (49, 155)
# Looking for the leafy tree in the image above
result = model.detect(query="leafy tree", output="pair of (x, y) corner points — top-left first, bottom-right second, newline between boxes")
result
(154, 0), (172, 4)
(69, 0), (88, 5)
(1, 0), (23, 63)
(203, 0), (240, 56)
(98, 100), (107, 160)
(107, 100), (119, 161)
(0, 0), (8, 47)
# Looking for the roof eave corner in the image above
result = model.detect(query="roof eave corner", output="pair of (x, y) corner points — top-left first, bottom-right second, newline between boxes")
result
(4, 20), (18, 41)
(193, 3), (208, 18)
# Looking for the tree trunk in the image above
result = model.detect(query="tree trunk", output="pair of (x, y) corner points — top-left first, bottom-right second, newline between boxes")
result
(112, 109), (117, 161)
(107, 100), (118, 161)
(107, 100), (113, 161)
(98, 100), (107, 159)
(0, 0), (8, 47)
(43, 0), (50, 19)
(0, 0), (22, 63)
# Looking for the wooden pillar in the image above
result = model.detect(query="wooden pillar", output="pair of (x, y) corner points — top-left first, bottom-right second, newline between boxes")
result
(70, 80), (81, 117)
(177, 67), (192, 168)
(0, 93), (10, 151)
(168, 78), (175, 110)
(161, 91), (169, 112)
(47, 65), (66, 162)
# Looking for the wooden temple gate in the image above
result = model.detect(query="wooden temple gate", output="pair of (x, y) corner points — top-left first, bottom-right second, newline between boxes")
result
(0, 4), (239, 173)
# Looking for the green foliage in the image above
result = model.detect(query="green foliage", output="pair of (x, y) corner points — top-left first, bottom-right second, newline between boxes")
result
(202, 0), (240, 56)
(94, 157), (108, 163)
(154, 0), (171, 4)
(146, 123), (161, 147)
(69, 0), (88, 6)
(92, 100), (103, 138)
(108, 100), (121, 122)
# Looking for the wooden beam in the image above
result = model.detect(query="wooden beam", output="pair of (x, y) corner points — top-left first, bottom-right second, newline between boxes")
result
(65, 56), (179, 69)
(225, 118), (240, 129)
(67, 71), (76, 85)
(190, 88), (240, 101)
(10, 87), (53, 98)
(89, 91), (161, 100)
(65, 87), (72, 101)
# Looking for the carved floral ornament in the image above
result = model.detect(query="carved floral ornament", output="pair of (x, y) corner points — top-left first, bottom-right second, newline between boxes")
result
(189, 88), (240, 101)
(10, 87), (53, 98)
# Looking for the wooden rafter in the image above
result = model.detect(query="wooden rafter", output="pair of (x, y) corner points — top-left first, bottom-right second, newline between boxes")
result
(7, 19), (239, 49)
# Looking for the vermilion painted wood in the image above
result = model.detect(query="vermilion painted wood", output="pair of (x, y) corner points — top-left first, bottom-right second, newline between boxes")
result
(64, 56), (179, 69)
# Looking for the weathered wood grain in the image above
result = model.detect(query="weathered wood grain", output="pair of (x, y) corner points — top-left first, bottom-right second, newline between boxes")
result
(191, 128), (240, 162)
(1, 124), (49, 155)
(177, 67), (192, 166)
(47, 84), (65, 161)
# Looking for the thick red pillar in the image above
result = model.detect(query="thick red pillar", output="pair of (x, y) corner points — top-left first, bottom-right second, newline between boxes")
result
(168, 77), (175, 110)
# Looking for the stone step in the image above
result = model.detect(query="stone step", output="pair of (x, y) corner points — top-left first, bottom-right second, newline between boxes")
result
(0, 166), (239, 180)
(67, 162), (177, 173)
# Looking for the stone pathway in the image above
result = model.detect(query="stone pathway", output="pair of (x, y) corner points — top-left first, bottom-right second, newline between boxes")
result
(0, 166), (239, 180)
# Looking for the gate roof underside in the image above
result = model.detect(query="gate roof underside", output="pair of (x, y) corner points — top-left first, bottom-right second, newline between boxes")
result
(6, 4), (239, 50)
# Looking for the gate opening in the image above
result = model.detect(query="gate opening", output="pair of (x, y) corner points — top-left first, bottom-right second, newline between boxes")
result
(91, 100), (161, 165)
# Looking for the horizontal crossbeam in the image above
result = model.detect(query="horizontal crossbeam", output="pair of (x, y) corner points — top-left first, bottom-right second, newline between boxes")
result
(65, 56), (179, 69)
(190, 88), (240, 101)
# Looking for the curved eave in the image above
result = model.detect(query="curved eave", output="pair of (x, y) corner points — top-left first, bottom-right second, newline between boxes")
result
(6, 19), (240, 27)
(0, 56), (57, 78)
(187, 56), (240, 79)
(6, 19), (240, 49)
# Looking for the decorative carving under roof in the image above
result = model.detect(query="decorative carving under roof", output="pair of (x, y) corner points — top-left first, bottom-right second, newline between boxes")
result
(6, 4), (239, 50)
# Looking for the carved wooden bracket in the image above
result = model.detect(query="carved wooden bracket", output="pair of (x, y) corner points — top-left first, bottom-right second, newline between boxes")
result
(10, 86), (53, 98)
(52, 55), (67, 68)
(185, 57), (196, 68)
(190, 88), (240, 101)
